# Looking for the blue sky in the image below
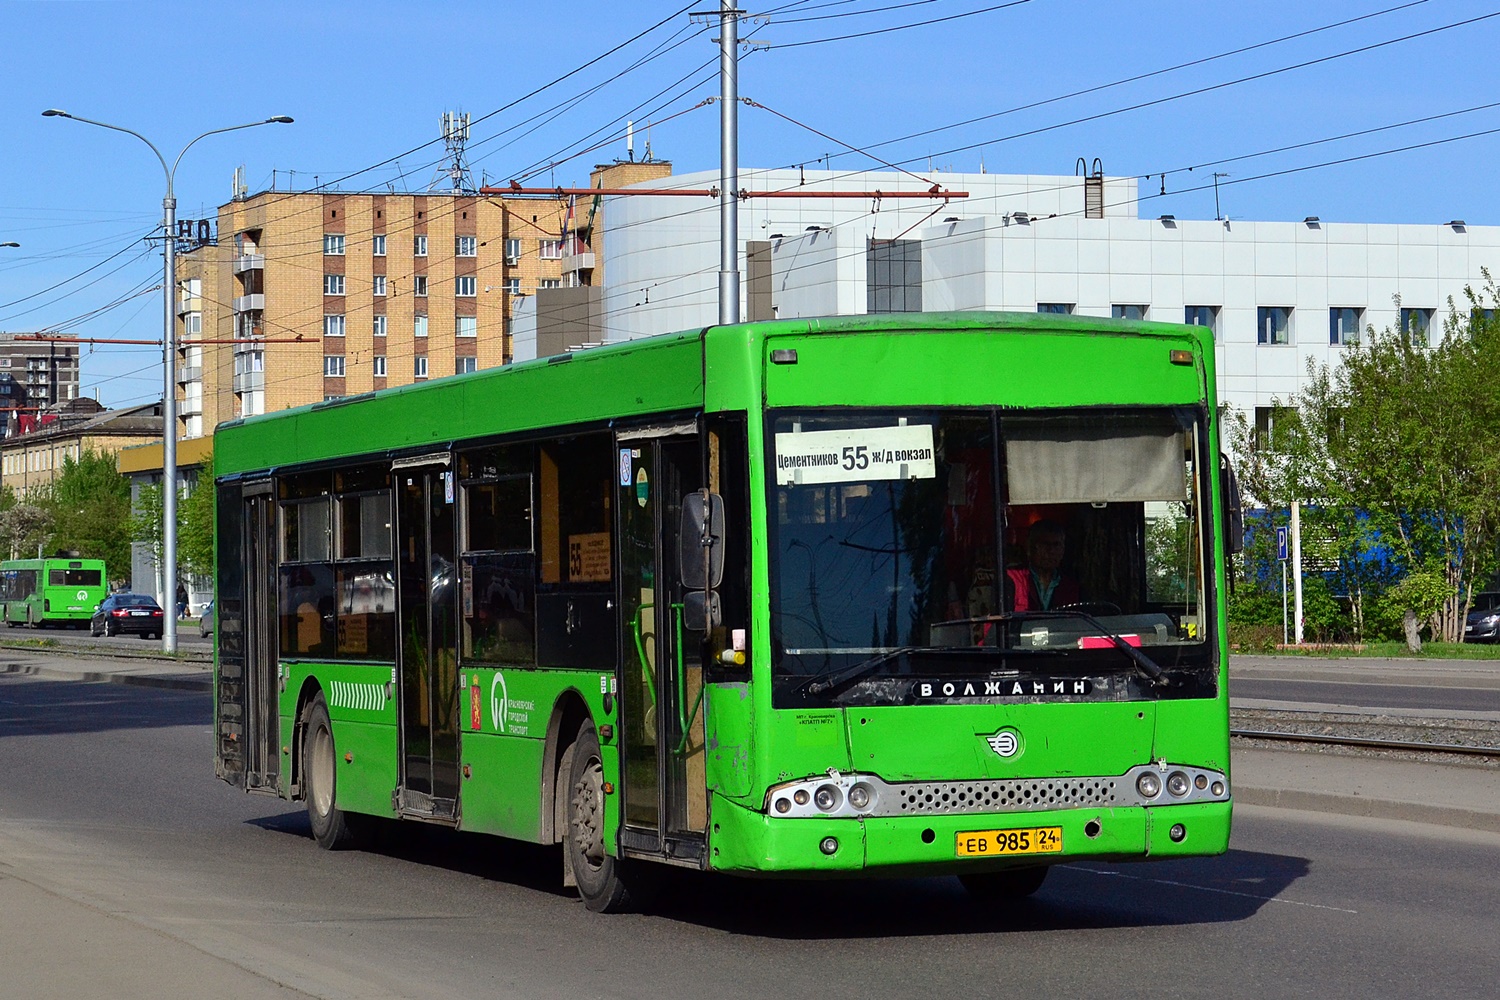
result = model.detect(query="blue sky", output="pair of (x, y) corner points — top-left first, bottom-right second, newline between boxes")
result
(2, 0), (1497, 407)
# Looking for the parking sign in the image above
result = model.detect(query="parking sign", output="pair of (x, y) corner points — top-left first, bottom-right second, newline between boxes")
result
(1276, 525), (1288, 561)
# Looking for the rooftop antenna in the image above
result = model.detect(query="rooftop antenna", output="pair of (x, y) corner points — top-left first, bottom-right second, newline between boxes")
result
(627, 120), (635, 161)
(232, 164), (248, 201)
(430, 110), (474, 193)
(1213, 172), (1230, 221)
(644, 122), (653, 163)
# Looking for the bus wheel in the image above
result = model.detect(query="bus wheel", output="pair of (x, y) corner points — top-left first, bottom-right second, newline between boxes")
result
(565, 722), (649, 913)
(959, 866), (1050, 900)
(304, 693), (361, 851)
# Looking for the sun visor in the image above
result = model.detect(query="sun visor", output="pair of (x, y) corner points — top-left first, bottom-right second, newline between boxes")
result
(1006, 429), (1186, 504)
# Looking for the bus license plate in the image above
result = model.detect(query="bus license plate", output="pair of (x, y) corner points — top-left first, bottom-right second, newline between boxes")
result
(956, 826), (1063, 857)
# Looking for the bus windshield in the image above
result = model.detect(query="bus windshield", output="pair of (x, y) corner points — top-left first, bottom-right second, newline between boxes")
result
(768, 407), (1210, 703)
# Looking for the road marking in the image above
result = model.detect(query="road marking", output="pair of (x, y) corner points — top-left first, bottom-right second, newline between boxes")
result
(1070, 865), (1358, 913)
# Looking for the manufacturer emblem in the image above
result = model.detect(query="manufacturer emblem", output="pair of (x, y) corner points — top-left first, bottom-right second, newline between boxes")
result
(985, 729), (1020, 757)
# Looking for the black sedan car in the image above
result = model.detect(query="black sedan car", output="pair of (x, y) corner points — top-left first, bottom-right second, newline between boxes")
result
(90, 593), (166, 639)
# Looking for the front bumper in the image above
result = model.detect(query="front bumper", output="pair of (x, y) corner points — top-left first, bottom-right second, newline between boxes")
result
(709, 778), (1232, 875)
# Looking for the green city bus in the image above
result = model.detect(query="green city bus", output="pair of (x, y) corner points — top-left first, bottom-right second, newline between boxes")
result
(0, 556), (109, 627)
(212, 312), (1241, 911)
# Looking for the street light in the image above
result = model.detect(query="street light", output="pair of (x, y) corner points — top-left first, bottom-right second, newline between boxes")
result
(0, 242), (19, 248)
(43, 108), (292, 652)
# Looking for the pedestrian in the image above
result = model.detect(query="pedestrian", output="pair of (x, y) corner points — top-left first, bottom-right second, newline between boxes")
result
(176, 582), (188, 620)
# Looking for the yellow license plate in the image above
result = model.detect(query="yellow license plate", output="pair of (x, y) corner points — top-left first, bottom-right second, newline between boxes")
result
(955, 826), (1063, 857)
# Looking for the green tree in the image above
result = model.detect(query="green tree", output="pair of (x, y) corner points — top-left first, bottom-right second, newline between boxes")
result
(130, 454), (214, 581)
(0, 484), (54, 560)
(45, 450), (132, 581)
(1260, 280), (1500, 642)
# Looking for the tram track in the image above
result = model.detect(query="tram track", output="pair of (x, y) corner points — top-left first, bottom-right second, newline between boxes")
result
(1229, 707), (1500, 761)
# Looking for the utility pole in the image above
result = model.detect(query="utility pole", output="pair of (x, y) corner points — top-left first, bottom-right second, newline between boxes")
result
(718, 0), (741, 326)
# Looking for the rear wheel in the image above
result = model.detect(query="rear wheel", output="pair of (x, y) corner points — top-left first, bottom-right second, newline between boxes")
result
(565, 722), (653, 912)
(959, 866), (1050, 900)
(303, 693), (370, 850)
(104, 619), (117, 637)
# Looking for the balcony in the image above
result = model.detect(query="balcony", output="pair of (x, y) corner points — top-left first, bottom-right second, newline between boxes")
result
(561, 250), (596, 274)
(179, 396), (203, 417)
(232, 371), (265, 393)
(233, 293), (265, 313)
(177, 365), (202, 384)
(176, 296), (202, 316)
(233, 254), (265, 275)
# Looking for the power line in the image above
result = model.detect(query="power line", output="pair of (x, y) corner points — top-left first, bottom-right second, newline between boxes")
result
(773, 0), (1031, 48)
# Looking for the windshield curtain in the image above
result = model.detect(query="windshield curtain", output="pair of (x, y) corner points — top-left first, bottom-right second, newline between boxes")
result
(768, 407), (1210, 683)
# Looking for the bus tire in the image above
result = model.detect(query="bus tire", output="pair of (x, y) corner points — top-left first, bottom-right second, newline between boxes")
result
(304, 693), (361, 851)
(959, 866), (1050, 900)
(565, 722), (651, 913)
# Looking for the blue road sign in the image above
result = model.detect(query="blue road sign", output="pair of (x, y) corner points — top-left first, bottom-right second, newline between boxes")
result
(1276, 525), (1289, 561)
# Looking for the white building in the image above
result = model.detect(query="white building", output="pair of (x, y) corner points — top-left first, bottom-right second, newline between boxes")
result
(513, 166), (1499, 421)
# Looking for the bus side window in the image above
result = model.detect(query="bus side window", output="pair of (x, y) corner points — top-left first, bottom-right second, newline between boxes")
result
(535, 435), (614, 668)
(459, 444), (537, 666)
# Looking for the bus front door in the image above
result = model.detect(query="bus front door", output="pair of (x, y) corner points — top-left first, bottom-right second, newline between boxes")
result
(395, 457), (460, 821)
(617, 427), (709, 862)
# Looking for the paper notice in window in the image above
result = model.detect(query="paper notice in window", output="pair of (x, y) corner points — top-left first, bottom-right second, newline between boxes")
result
(774, 425), (937, 486)
(569, 532), (612, 582)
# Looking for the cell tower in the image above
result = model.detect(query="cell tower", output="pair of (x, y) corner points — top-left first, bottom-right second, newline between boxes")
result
(430, 111), (474, 193)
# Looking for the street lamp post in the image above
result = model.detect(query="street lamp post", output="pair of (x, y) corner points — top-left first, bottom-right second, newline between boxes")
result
(42, 109), (292, 652)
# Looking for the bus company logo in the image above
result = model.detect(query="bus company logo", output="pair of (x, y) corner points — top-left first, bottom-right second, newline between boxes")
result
(490, 672), (508, 734)
(985, 729), (1021, 758)
(76, 589), (88, 601)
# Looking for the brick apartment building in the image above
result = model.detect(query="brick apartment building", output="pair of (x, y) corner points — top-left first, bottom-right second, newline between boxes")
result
(172, 159), (672, 439)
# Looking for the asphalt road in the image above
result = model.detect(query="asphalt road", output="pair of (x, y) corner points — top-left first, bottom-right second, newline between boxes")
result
(1229, 655), (1500, 716)
(1, 673), (1497, 999)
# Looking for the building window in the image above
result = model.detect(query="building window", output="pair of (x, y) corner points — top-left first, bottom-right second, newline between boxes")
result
(504, 238), (522, 263)
(865, 238), (922, 314)
(1257, 307), (1292, 345)
(324, 355), (346, 377)
(1184, 306), (1218, 331)
(413, 275), (428, 297)
(372, 234), (386, 257)
(1329, 307), (1362, 346)
(184, 312), (202, 337)
(1254, 405), (1294, 452)
(539, 278), (561, 289)
(373, 356), (387, 377)
(414, 234), (428, 257)
(1112, 304), (1148, 321)
(504, 277), (521, 295)
(372, 275), (386, 297)
(539, 238), (563, 259)
(373, 315), (388, 338)
(457, 357), (477, 375)
(456, 275), (477, 297)
(456, 316), (477, 338)
(1400, 307), (1434, 345)
(415, 356), (429, 379)
(323, 234), (345, 256)
(456, 236), (477, 257)
(324, 314), (346, 338)
(1037, 303), (1073, 315)
(414, 314), (428, 338)
(324, 274), (346, 295)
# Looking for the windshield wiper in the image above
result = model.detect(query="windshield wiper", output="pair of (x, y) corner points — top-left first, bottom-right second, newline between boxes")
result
(945, 611), (1167, 687)
(799, 646), (922, 695)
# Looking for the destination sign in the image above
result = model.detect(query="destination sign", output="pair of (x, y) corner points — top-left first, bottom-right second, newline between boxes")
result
(774, 424), (936, 486)
(911, 677), (1095, 701)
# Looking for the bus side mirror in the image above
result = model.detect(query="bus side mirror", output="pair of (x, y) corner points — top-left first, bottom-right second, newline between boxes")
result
(678, 491), (725, 591)
(682, 591), (722, 632)
(679, 490), (725, 632)
(1219, 454), (1244, 555)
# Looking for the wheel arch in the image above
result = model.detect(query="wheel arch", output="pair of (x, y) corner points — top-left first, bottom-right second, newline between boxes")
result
(290, 676), (326, 802)
(540, 688), (594, 845)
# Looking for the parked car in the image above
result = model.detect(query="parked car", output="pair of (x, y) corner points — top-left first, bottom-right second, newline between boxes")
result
(200, 599), (215, 637)
(1465, 606), (1500, 643)
(90, 593), (166, 639)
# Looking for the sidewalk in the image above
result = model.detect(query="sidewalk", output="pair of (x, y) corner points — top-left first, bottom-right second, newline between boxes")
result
(5, 648), (1499, 836)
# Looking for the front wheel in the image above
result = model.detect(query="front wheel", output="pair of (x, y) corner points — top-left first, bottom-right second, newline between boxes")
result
(303, 693), (365, 850)
(959, 866), (1050, 900)
(565, 723), (653, 912)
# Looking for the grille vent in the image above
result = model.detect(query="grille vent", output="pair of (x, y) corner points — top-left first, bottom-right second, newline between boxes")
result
(894, 778), (1121, 816)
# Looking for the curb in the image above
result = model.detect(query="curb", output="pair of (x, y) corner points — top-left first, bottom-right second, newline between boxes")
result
(0, 662), (211, 693)
(0, 640), (211, 666)
(1235, 785), (1500, 835)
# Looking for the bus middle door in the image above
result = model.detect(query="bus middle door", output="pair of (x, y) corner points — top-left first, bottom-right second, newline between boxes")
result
(616, 424), (709, 863)
(394, 454), (460, 822)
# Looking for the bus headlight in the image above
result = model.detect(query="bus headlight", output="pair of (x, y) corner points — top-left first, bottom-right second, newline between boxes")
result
(1137, 772), (1162, 798)
(847, 783), (872, 810)
(1166, 771), (1191, 797)
(813, 784), (842, 812)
